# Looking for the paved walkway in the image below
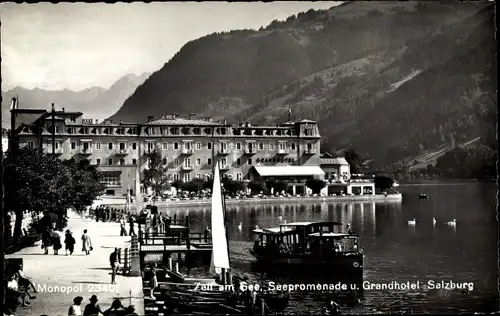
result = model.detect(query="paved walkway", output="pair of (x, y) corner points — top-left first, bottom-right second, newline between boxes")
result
(6, 210), (144, 316)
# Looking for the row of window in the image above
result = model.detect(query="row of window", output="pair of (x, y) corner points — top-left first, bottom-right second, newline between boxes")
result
(30, 140), (316, 151)
(92, 157), (257, 167)
(100, 171), (244, 186)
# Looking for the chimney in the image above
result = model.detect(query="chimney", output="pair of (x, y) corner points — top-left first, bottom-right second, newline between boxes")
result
(147, 116), (154, 122)
(245, 122), (250, 127)
(62, 107), (65, 112)
(189, 113), (196, 120)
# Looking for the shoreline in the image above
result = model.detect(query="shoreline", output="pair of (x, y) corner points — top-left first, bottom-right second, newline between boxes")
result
(100, 193), (403, 208)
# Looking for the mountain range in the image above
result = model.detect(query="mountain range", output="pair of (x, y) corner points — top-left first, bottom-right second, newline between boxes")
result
(110, 1), (496, 168)
(1, 72), (150, 126)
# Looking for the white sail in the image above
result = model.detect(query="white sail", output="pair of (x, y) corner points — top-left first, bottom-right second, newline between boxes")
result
(209, 161), (230, 275)
(135, 165), (142, 214)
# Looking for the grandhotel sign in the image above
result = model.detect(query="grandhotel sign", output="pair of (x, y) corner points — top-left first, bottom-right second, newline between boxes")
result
(256, 158), (296, 164)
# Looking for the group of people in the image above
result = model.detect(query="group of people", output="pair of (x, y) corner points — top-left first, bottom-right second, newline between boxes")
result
(67, 295), (139, 316)
(41, 227), (92, 256)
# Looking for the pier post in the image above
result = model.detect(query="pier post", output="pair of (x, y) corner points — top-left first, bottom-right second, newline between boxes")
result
(174, 262), (179, 273)
(173, 214), (177, 225)
(168, 257), (173, 270)
(124, 248), (129, 274)
(226, 271), (233, 287)
(221, 268), (227, 286)
(130, 236), (141, 276)
(185, 215), (190, 230)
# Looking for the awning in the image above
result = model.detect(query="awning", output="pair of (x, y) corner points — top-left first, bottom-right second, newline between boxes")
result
(253, 165), (324, 177)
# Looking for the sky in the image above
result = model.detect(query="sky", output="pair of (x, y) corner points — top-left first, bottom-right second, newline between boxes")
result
(1, 2), (341, 92)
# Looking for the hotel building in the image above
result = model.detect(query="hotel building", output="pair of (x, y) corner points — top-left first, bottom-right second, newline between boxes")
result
(11, 104), (328, 196)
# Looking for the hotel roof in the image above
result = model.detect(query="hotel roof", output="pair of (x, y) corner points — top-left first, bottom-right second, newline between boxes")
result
(253, 165), (325, 177)
(142, 118), (224, 126)
(321, 157), (350, 165)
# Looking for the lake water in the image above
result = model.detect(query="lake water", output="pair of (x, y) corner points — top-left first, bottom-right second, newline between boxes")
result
(157, 182), (498, 314)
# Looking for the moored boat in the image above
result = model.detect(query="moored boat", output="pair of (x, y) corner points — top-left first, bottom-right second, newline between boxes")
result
(250, 221), (363, 274)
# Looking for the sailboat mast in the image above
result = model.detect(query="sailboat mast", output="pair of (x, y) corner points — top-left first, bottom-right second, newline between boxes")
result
(212, 125), (231, 269)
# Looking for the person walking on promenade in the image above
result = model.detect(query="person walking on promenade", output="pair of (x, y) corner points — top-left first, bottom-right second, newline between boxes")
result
(65, 230), (76, 255)
(68, 296), (83, 316)
(81, 229), (92, 255)
(17, 264), (38, 296)
(146, 263), (158, 300)
(129, 216), (136, 237)
(119, 217), (127, 236)
(41, 228), (52, 255)
(83, 295), (103, 316)
(109, 248), (119, 284)
(52, 229), (62, 255)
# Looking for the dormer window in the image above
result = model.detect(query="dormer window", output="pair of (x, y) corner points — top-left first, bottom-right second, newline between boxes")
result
(181, 127), (190, 135)
(170, 127), (179, 135)
(70, 116), (76, 122)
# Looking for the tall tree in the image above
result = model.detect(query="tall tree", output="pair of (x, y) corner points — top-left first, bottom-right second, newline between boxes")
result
(142, 149), (168, 204)
(344, 149), (363, 174)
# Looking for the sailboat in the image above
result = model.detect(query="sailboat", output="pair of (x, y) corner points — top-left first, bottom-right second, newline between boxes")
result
(153, 161), (289, 314)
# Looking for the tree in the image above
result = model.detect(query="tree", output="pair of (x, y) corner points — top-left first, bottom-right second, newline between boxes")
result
(374, 176), (394, 191)
(3, 147), (105, 244)
(182, 178), (205, 192)
(248, 180), (266, 195)
(306, 179), (326, 194)
(142, 149), (168, 203)
(344, 149), (363, 174)
(223, 179), (246, 196)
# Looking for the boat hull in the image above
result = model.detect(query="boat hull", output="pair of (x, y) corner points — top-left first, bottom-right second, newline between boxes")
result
(250, 250), (364, 274)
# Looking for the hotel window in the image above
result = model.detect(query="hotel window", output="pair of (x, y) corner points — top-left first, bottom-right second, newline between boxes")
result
(173, 173), (180, 181)
(132, 159), (137, 165)
(291, 143), (296, 150)
(108, 143), (113, 150)
(95, 142), (101, 150)
(184, 142), (191, 150)
(183, 173), (191, 182)
(120, 158), (125, 165)
(220, 142), (227, 152)
(196, 174), (201, 179)
(236, 158), (241, 166)
(96, 159), (101, 165)
(174, 158), (179, 166)
(196, 158), (201, 166)
(221, 158), (227, 167)
(236, 142), (242, 150)
(196, 142), (201, 150)
(162, 158), (167, 165)
(148, 127), (155, 135)
(119, 142), (126, 150)
(207, 158), (212, 166)
(132, 143), (137, 150)
(70, 116), (76, 122)
(279, 142), (287, 150)
(184, 158), (191, 167)
(258, 143), (264, 150)
(27, 141), (34, 148)
(207, 142), (212, 150)
(108, 159), (113, 165)
(269, 143), (274, 150)
(248, 158), (253, 165)
(162, 143), (168, 150)
(147, 142), (155, 152)
(307, 143), (313, 151)
(55, 142), (60, 150)
(236, 173), (242, 181)
(174, 142), (179, 150)
(71, 142), (76, 150)
(100, 172), (121, 186)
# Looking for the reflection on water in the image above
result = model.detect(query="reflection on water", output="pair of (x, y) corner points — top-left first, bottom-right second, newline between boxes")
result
(157, 183), (498, 314)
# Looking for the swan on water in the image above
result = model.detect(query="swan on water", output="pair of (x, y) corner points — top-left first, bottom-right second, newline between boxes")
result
(446, 219), (456, 226)
(432, 217), (436, 225)
(407, 218), (416, 225)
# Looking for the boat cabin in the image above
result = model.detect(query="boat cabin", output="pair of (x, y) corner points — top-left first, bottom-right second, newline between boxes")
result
(252, 222), (360, 258)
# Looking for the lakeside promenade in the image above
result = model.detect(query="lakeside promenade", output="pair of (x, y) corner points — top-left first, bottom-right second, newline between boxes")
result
(5, 211), (144, 316)
(101, 193), (403, 209)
